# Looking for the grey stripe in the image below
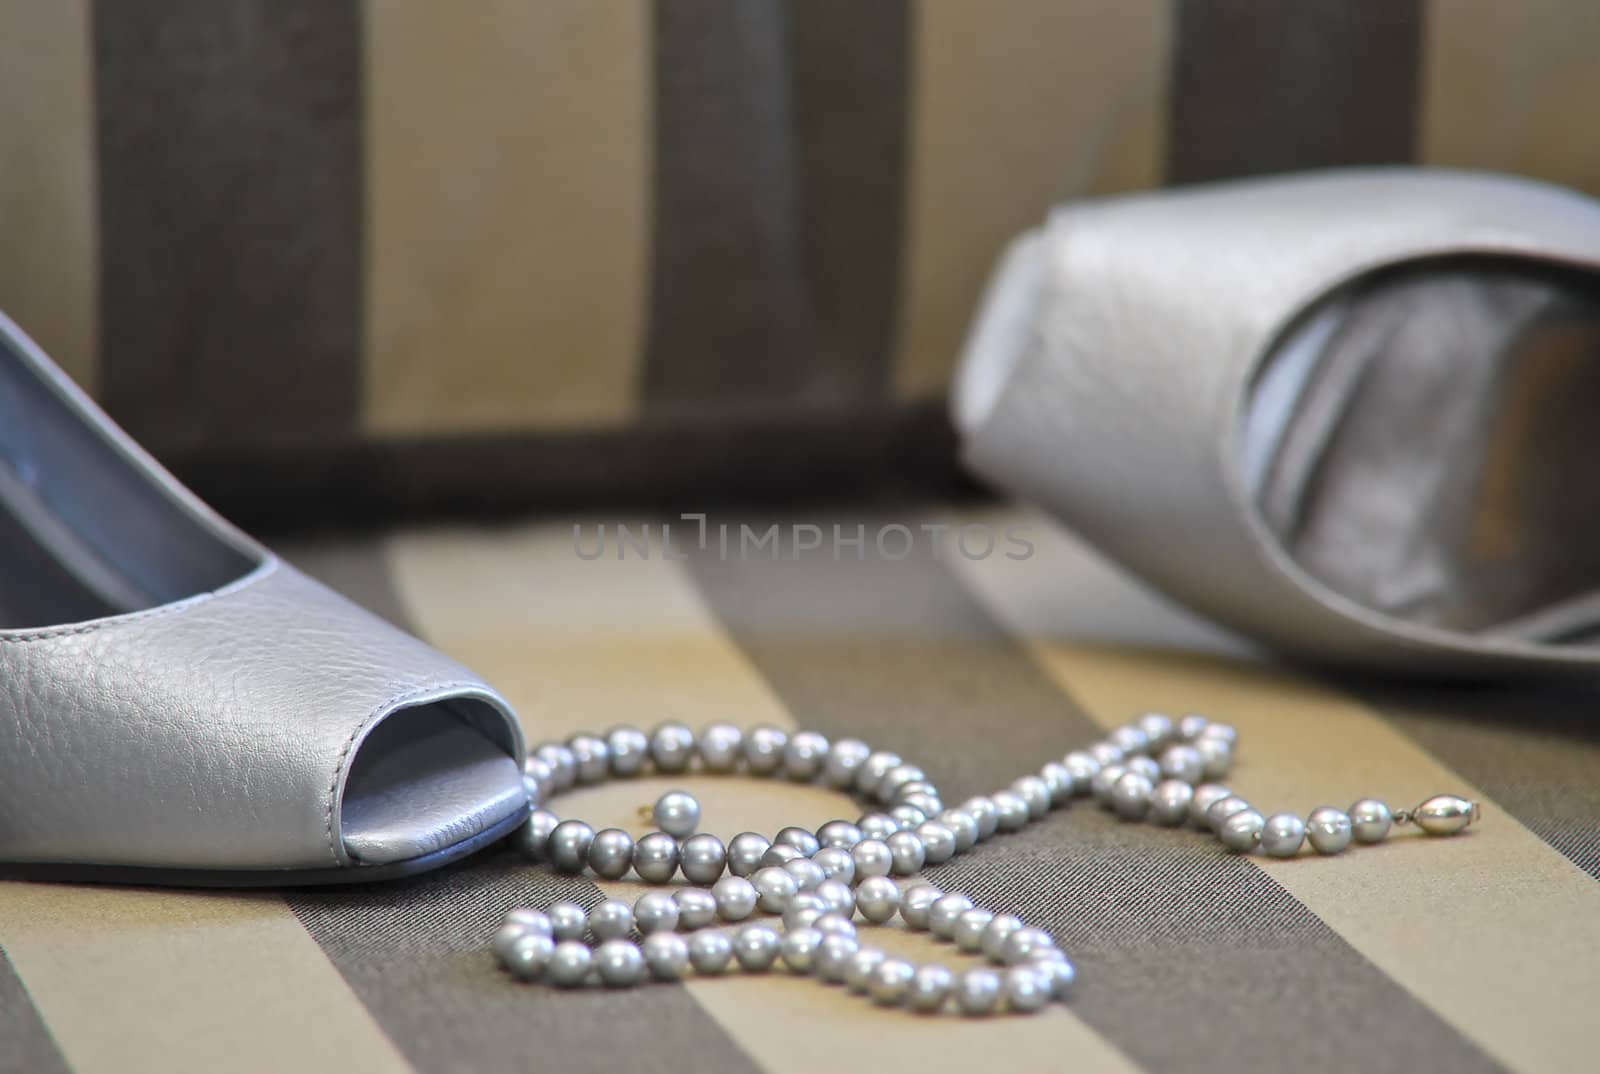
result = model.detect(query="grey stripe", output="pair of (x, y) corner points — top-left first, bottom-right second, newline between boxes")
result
(686, 538), (1503, 1074)
(1168, 0), (1420, 183)
(94, 0), (362, 458)
(642, 0), (908, 412)
(286, 542), (764, 1074)
(0, 948), (70, 1074)
(1365, 683), (1600, 880)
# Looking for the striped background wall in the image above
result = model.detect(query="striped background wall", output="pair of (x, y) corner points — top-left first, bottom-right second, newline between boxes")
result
(3, 0), (1600, 521)
(2, 503), (1596, 1074)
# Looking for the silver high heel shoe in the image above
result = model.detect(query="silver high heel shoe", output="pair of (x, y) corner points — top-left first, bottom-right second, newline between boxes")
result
(956, 168), (1600, 676)
(0, 313), (527, 883)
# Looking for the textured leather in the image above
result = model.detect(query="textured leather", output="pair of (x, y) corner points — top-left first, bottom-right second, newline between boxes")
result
(0, 314), (526, 871)
(957, 169), (1600, 676)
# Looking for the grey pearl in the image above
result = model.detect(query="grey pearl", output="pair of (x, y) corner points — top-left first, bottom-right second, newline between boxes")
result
(675, 888), (718, 930)
(680, 833), (727, 885)
(813, 912), (856, 939)
(782, 731), (830, 782)
(816, 934), (861, 982)
(516, 809), (560, 863)
(1260, 812), (1306, 858)
(784, 858), (826, 893)
(953, 908), (995, 953)
(502, 934), (555, 981)
(567, 734), (610, 784)
(633, 890), (680, 934)
(814, 879), (855, 918)
(1149, 779), (1195, 826)
(879, 763), (927, 802)
(589, 898), (634, 941)
(493, 921), (536, 964)
(546, 940), (592, 988)
(775, 825), (821, 857)
(902, 793), (945, 819)
(980, 913), (1023, 960)
(812, 847), (856, 884)
(1088, 741), (1124, 767)
(845, 947), (888, 993)
(588, 828), (635, 880)
(761, 844), (806, 869)
(1199, 721), (1238, 746)
(899, 884), (943, 930)
(963, 797), (1000, 839)
(783, 892), (829, 930)
(780, 927), (825, 973)
(1029, 950), (1077, 999)
(1138, 712), (1175, 749)
(1195, 735), (1233, 780)
(503, 908), (553, 940)
(697, 723), (744, 773)
(1206, 794), (1252, 833)
(1040, 762), (1074, 806)
(548, 820), (595, 873)
(1090, 764), (1127, 806)
(1011, 776), (1052, 820)
(523, 754), (553, 785)
(870, 958), (916, 1006)
(604, 725), (650, 776)
(937, 810), (979, 851)
(752, 866), (799, 912)
(855, 876), (902, 923)
(548, 900), (588, 941)
(1111, 771), (1154, 820)
(928, 894), (975, 939)
(1110, 724), (1148, 757)
(1062, 751), (1100, 795)
(1004, 966), (1050, 1013)
(632, 831), (680, 883)
(733, 924), (782, 971)
(1219, 808), (1266, 852)
(1190, 784), (1233, 829)
(743, 725), (789, 775)
(1306, 806), (1354, 854)
(726, 832), (772, 877)
(649, 721), (696, 773)
(1158, 744), (1204, 784)
(850, 839), (893, 881)
(641, 932), (690, 980)
(1413, 795), (1478, 836)
(653, 790), (701, 838)
(858, 813), (900, 842)
(823, 737), (872, 789)
(889, 804), (929, 830)
(816, 820), (863, 850)
(1349, 798), (1393, 843)
(1001, 926), (1055, 965)
(856, 751), (903, 796)
(992, 791), (1029, 832)
(595, 939), (645, 987)
(893, 779), (940, 804)
(688, 930), (733, 974)
(712, 875), (759, 922)
(1178, 713), (1210, 741)
(521, 774), (545, 808)
(1126, 756), (1162, 784)
(917, 822), (956, 865)
(887, 831), (926, 875)
(909, 964), (954, 1013)
(534, 744), (576, 791)
(957, 968), (1003, 1016)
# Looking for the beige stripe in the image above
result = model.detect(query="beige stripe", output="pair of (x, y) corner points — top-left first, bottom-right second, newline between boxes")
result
(387, 521), (1140, 1074)
(1421, 0), (1600, 193)
(0, 884), (410, 1074)
(892, 0), (1169, 401)
(949, 505), (1600, 1074)
(363, 0), (650, 435)
(0, 0), (97, 391)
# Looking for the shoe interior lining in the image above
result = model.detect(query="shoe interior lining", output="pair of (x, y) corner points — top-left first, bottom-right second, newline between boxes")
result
(0, 330), (255, 629)
(1248, 256), (1600, 642)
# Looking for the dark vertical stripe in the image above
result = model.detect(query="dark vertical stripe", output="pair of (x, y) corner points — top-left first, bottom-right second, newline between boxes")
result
(642, 0), (909, 412)
(0, 949), (71, 1074)
(686, 530), (1502, 1074)
(1168, 0), (1421, 183)
(94, 0), (362, 458)
(285, 540), (763, 1074)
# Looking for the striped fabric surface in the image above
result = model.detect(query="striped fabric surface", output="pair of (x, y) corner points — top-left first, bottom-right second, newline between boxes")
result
(4, 1), (1600, 521)
(2, 504), (1596, 1074)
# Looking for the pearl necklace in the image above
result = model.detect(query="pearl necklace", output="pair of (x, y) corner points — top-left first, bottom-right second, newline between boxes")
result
(490, 714), (1479, 1015)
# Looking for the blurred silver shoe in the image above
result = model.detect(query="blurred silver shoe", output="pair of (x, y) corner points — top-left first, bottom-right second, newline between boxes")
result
(0, 313), (527, 883)
(956, 168), (1600, 677)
